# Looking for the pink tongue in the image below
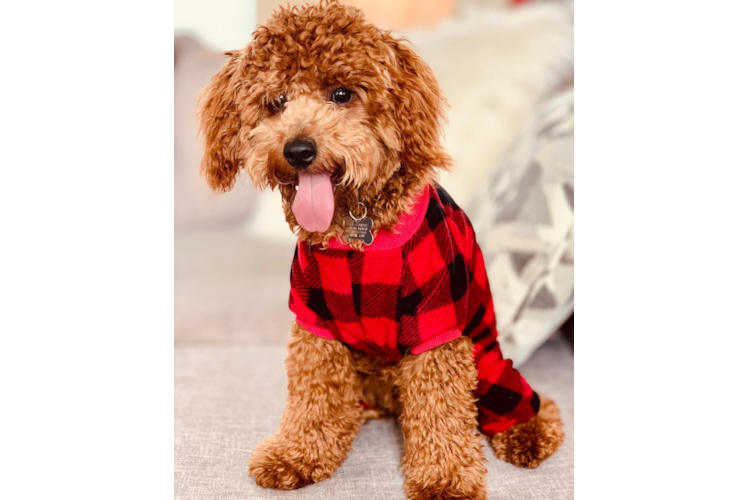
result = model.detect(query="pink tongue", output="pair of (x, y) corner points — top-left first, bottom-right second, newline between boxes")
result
(292, 171), (335, 233)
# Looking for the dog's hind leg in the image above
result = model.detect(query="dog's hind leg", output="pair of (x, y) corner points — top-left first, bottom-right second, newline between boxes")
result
(487, 395), (564, 469)
(397, 336), (487, 500)
(249, 321), (363, 489)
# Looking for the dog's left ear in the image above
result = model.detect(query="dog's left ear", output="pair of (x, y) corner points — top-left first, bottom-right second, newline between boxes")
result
(198, 51), (246, 192)
(385, 37), (452, 173)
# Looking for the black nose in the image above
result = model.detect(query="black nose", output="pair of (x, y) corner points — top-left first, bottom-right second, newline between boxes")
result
(283, 139), (317, 170)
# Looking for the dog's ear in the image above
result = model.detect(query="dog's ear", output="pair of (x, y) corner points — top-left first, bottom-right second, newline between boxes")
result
(198, 51), (246, 192)
(385, 37), (451, 173)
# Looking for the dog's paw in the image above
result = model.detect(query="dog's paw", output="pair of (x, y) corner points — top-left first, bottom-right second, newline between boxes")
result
(404, 475), (487, 500)
(248, 436), (332, 490)
(406, 485), (486, 500)
(403, 453), (487, 500)
(490, 396), (564, 469)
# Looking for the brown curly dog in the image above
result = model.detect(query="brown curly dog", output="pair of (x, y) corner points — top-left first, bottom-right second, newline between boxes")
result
(198, 2), (563, 498)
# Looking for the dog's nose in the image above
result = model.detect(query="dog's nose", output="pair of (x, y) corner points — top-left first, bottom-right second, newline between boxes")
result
(283, 139), (317, 170)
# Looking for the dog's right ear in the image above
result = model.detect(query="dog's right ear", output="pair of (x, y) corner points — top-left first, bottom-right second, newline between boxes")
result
(198, 51), (246, 192)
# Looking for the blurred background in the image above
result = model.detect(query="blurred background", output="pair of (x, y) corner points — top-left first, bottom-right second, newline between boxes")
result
(174, 0), (748, 499)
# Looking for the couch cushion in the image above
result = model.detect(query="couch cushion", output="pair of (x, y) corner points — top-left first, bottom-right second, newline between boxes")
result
(174, 339), (573, 499)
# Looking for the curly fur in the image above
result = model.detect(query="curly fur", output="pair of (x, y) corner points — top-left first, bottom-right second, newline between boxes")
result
(248, 321), (363, 489)
(198, 0), (449, 248)
(199, 2), (563, 497)
(398, 336), (488, 500)
(490, 397), (565, 469)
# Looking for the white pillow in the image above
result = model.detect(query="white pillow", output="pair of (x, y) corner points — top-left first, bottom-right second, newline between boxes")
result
(470, 89), (574, 366)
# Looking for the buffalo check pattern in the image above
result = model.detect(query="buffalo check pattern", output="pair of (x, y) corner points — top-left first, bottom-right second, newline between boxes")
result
(290, 184), (539, 435)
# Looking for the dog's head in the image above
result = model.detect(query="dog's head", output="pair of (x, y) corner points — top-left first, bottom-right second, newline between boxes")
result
(198, 0), (450, 246)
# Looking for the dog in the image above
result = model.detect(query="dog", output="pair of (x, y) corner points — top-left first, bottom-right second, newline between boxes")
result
(198, 2), (563, 498)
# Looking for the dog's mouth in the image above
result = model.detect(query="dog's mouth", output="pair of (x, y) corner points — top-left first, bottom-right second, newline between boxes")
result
(292, 171), (336, 233)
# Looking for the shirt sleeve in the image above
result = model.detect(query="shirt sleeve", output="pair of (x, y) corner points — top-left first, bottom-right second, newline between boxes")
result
(289, 245), (335, 340)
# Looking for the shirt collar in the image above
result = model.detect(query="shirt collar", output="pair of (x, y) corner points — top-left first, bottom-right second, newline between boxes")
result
(326, 186), (431, 251)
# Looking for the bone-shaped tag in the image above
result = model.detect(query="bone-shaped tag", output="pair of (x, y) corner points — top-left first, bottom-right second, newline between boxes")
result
(343, 216), (374, 245)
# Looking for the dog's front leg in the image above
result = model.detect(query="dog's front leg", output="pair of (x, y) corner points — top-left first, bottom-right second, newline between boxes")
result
(398, 336), (487, 500)
(249, 321), (363, 489)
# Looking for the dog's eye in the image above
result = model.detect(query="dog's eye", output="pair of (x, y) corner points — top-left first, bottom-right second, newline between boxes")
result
(330, 88), (353, 104)
(271, 94), (287, 111)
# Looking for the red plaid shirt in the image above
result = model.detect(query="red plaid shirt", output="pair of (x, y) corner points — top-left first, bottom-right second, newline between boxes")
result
(290, 184), (539, 435)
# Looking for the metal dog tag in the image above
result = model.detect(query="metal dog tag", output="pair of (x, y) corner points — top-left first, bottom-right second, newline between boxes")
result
(343, 203), (374, 245)
(344, 216), (374, 245)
